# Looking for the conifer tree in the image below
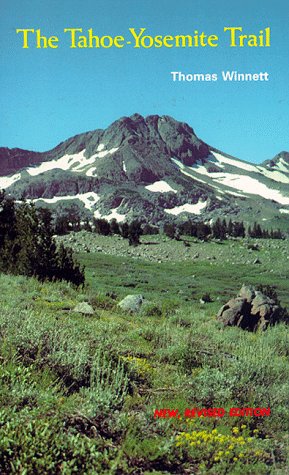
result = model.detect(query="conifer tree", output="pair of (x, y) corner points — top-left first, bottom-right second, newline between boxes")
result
(163, 223), (176, 239)
(120, 222), (129, 239)
(228, 219), (233, 236)
(93, 218), (111, 235)
(212, 217), (226, 240)
(110, 218), (120, 235)
(128, 220), (142, 246)
(0, 193), (85, 286)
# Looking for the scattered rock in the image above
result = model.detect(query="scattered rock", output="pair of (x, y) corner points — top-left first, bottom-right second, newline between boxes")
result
(105, 291), (117, 300)
(118, 294), (145, 313)
(73, 302), (94, 315)
(217, 285), (283, 331)
(247, 243), (259, 251)
(200, 293), (213, 304)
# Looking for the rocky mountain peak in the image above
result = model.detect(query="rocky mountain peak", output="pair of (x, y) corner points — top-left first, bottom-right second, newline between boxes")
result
(262, 150), (289, 169)
(98, 113), (209, 166)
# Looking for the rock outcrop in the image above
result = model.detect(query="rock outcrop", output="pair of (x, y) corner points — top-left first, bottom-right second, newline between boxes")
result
(217, 285), (284, 331)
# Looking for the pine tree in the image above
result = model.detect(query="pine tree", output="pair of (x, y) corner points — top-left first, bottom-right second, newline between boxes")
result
(120, 222), (129, 239)
(128, 220), (142, 246)
(0, 195), (85, 286)
(32, 208), (58, 281)
(56, 243), (85, 287)
(233, 221), (245, 238)
(196, 222), (211, 241)
(228, 219), (233, 236)
(0, 192), (17, 271)
(212, 217), (226, 240)
(110, 218), (120, 235)
(54, 214), (70, 235)
(163, 223), (176, 239)
(93, 218), (111, 235)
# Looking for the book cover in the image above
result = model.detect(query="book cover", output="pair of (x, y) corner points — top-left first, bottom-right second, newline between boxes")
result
(0, 1), (288, 474)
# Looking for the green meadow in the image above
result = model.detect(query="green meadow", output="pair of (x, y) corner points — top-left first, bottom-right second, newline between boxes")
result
(0, 236), (288, 474)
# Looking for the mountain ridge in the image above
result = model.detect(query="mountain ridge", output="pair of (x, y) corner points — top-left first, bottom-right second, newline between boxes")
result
(1, 114), (289, 226)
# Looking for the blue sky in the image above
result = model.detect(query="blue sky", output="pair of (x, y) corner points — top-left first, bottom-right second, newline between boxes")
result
(1, 0), (288, 163)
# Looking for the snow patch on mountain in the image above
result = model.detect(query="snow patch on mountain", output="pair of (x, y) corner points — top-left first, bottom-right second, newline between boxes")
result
(35, 192), (100, 210)
(145, 180), (177, 193)
(165, 200), (207, 216)
(26, 147), (119, 176)
(86, 167), (97, 177)
(102, 207), (126, 222)
(227, 191), (248, 198)
(0, 173), (21, 189)
(278, 158), (289, 172)
(210, 151), (259, 172)
(191, 164), (211, 176)
(258, 168), (289, 184)
(211, 174), (289, 205)
(280, 208), (289, 214)
(27, 151), (86, 176)
(171, 158), (207, 184)
(267, 158), (289, 173)
(94, 147), (119, 159)
(172, 156), (289, 205)
(210, 151), (289, 184)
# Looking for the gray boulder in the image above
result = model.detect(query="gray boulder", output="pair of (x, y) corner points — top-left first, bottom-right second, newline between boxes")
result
(118, 294), (145, 313)
(73, 302), (94, 315)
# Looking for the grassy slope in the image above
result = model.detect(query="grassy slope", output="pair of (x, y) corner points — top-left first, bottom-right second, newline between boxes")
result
(0, 237), (288, 474)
